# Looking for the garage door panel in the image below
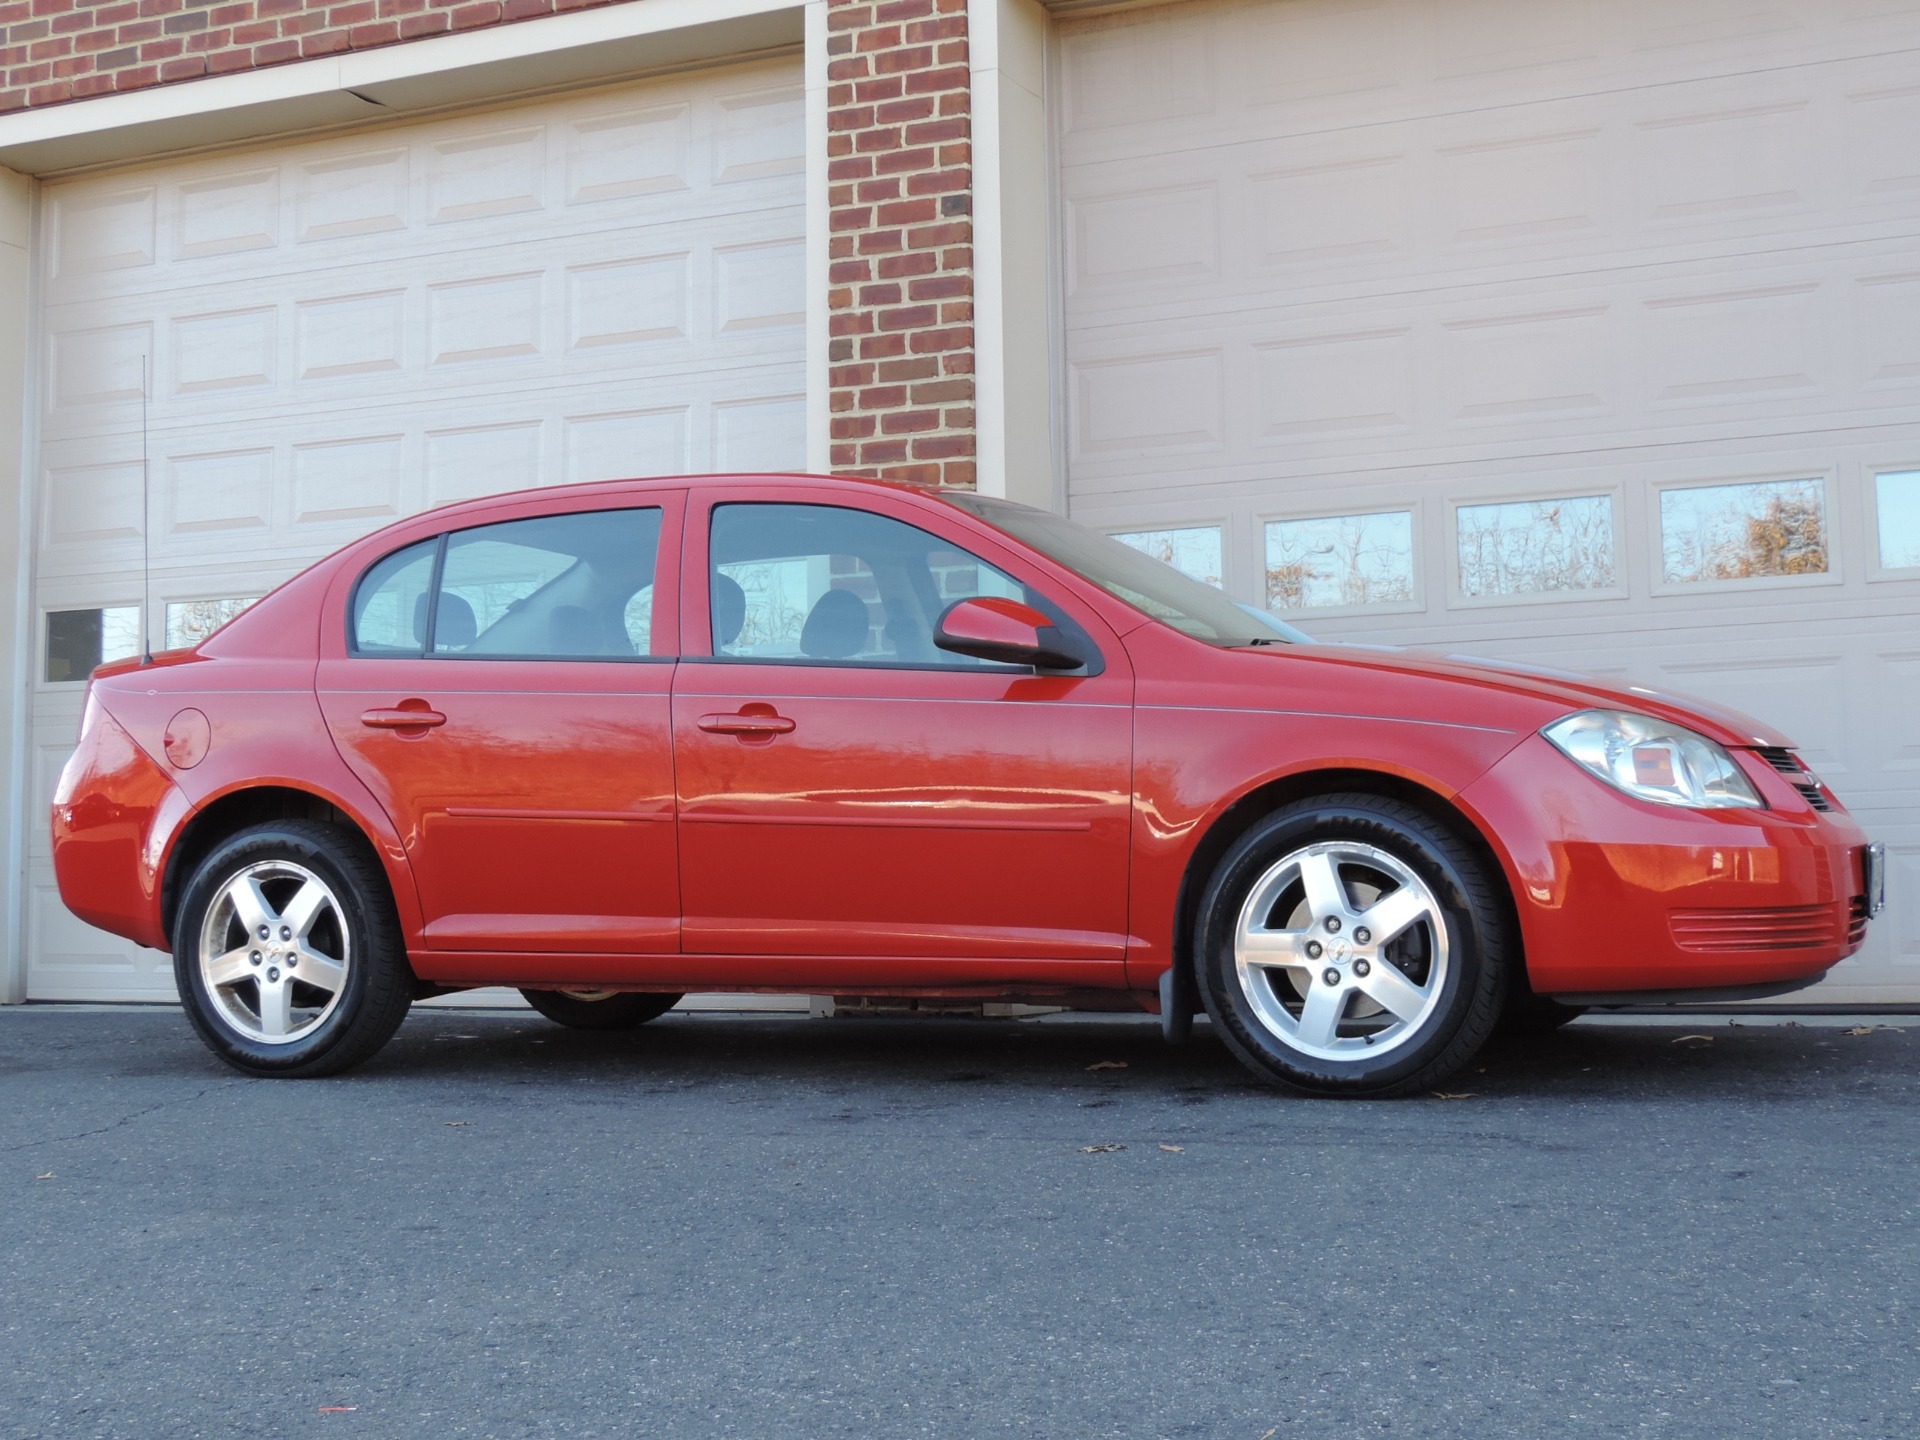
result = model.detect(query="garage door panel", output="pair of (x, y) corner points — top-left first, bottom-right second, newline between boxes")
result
(25, 60), (805, 1002)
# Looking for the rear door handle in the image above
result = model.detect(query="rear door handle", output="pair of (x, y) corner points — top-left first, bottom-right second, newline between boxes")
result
(697, 711), (795, 736)
(361, 707), (447, 730)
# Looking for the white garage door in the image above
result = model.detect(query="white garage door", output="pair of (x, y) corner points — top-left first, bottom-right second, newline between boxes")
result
(1059, 0), (1920, 1001)
(27, 59), (806, 1001)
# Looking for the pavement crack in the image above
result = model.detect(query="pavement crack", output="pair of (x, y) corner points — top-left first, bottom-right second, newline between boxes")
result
(2, 1082), (236, 1154)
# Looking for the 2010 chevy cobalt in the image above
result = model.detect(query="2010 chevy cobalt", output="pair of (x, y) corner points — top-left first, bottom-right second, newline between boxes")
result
(53, 475), (1884, 1095)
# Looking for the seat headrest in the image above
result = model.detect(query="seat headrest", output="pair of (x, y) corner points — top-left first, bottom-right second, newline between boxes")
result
(711, 573), (746, 650)
(800, 587), (871, 660)
(415, 593), (477, 650)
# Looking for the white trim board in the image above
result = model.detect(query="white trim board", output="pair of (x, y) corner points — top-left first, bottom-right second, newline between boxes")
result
(0, 0), (804, 174)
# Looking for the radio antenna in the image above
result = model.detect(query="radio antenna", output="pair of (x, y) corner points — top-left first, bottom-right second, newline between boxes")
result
(141, 352), (152, 663)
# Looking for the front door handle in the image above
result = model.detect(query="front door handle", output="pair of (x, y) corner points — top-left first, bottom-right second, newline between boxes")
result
(697, 709), (795, 737)
(361, 706), (447, 730)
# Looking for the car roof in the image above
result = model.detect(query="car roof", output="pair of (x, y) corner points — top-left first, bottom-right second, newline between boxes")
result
(411, 471), (959, 530)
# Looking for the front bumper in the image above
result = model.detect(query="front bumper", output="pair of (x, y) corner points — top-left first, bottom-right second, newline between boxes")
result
(1457, 734), (1873, 996)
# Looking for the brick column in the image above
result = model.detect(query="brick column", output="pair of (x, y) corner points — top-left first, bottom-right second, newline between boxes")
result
(824, 0), (975, 489)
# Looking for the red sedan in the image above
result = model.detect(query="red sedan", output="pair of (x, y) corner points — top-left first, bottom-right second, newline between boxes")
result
(51, 475), (1884, 1095)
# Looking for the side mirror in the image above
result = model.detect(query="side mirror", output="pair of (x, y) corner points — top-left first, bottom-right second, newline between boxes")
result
(934, 596), (1085, 670)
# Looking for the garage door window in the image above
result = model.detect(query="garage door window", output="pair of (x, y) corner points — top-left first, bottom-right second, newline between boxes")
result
(44, 606), (141, 683)
(166, 598), (259, 649)
(1457, 495), (1616, 598)
(1265, 510), (1415, 612)
(1874, 470), (1920, 572)
(1112, 525), (1224, 588)
(1659, 479), (1828, 585)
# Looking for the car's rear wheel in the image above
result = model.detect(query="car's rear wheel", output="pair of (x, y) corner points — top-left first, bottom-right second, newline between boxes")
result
(519, 988), (683, 1030)
(1194, 795), (1508, 1097)
(174, 820), (412, 1077)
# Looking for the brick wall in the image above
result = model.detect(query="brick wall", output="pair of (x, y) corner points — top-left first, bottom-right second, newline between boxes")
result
(0, 0), (628, 112)
(825, 0), (975, 489)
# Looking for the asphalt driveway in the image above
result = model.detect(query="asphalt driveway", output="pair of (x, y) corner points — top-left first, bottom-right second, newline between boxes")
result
(3, 1005), (1916, 1439)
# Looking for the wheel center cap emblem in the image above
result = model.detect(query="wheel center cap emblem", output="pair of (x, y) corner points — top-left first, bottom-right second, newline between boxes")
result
(1328, 939), (1351, 963)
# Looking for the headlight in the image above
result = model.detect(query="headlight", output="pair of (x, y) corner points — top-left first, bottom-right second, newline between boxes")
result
(1542, 709), (1763, 809)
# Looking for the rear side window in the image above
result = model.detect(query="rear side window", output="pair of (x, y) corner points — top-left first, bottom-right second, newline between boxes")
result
(351, 540), (438, 655)
(349, 509), (665, 659)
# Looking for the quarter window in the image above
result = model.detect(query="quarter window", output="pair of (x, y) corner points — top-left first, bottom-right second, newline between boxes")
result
(351, 540), (438, 656)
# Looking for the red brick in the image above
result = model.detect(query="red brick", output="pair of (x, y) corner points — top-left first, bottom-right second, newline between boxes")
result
(158, 54), (205, 80)
(875, 251), (938, 280)
(912, 433), (973, 460)
(853, 23), (899, 51)
(857, 282), (902, 306)
(875, 197), (936, 226)
(872, 145), (936, 176)
(903, 64), (968, 96)
(831, 415), (878, 440)
(876, 304), (937, 332)
(860, 439), (910, 464)
(857, 385), (907, 409)
(347, 20), (399, 44)
(876, 356), (940, 383)
(299, 30), (351, 56)
(880, 409), (939, 435)
(252, 37), (298, 62)
(873, 0), (934, 21)
(909, 327), (972, 355)
(871, 44), (931, 75)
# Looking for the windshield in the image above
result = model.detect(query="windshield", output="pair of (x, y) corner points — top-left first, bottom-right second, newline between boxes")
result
(941, 493), (1309, 647)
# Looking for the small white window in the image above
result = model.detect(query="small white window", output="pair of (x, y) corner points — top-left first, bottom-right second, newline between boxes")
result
(1456, 495), (1615, 597)
(46, 606), (141, 683)
(1111, 526), (1225, 589)
(1264, 511), (1414, 611)
(1875, 470), (1920, 571)
(166, 598), (259, 649)
(1659, 479), (1827, 584)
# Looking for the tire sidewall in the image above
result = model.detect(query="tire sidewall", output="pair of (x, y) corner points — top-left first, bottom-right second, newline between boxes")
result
(1195, 800), (1498, 1095)
(173, 824), (393, 1075)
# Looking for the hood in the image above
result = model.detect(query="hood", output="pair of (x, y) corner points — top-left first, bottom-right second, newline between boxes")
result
(1263, 642), (1794, 749)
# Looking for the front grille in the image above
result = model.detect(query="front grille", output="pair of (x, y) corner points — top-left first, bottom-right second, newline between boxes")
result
(1670, 904), (1839, 953)
(1752, 746), (1832, 811)
(1849, 895), (1870, 947)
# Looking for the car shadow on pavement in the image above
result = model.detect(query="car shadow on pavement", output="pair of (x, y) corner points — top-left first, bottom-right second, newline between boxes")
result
(322, 1009), (1920, 1106)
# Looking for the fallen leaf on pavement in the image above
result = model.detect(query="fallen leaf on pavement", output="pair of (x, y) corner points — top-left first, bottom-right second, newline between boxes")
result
(34, 1172), (53, 1181)
(1159, 1144), (1185, 1153)
(318, 1407), (358, 1414)
(1431, 1092), (1478, 1100)
(1079, 1143), (1126, 1154)
(1086, 1060), (1128, 1071)
(444, 1121), (469, 1127)
(1671, 1034), (1714, 1046)
(1842, 1026), (1879, 1036)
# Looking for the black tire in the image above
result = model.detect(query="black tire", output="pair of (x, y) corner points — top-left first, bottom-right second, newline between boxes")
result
(173, 820), (413, 1078)
(1193, 794), (1509, 1098)
(519, 988), (683, 1030)
(1496, 993), (1587, 1037)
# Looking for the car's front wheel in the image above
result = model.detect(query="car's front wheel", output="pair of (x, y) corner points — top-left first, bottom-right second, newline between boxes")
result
(1194, 795), (1508, 1097)
(519, 988), (683, 1030)
(174, 820), (413, 1077)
